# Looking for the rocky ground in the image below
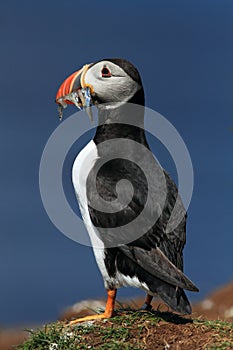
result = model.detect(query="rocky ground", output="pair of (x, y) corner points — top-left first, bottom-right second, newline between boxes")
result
(60, 282), (233, 323)
(1, 282), (233, 350)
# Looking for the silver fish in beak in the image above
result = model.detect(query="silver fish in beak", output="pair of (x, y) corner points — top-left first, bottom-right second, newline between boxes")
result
(55, 64), (94, 122)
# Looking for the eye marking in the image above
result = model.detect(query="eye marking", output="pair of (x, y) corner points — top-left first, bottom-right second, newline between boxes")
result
(101, 66), (111, 78)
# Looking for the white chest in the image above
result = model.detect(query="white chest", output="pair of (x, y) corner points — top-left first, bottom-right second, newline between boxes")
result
(71, 141), (149, 292)
(72, 140), (99, 242)
(72, 141), (111, 284)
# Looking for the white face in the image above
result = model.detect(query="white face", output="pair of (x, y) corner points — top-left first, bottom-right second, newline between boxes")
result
(84, 61), (140, 104)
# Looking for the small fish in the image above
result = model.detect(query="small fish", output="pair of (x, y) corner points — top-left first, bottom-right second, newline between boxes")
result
(56, 87), (93, 123)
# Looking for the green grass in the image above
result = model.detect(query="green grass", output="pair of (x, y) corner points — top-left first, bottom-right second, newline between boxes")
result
(194, 319), (233, 350)
(17, 311), (233, 350)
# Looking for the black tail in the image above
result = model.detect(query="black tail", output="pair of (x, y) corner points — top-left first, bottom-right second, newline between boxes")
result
(115, 248), (195, 314)
(148, 277), (192, 314)
(157, 285), (192, 314)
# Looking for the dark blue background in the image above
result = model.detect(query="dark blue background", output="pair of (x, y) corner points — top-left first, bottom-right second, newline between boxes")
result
(1, 0), (232, 326)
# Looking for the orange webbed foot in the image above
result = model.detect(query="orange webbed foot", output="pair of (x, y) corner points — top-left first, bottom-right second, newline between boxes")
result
(68, 289), (117, 326)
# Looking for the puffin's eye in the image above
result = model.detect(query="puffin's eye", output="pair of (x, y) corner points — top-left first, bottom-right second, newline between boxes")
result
(101, 66), (111, 78)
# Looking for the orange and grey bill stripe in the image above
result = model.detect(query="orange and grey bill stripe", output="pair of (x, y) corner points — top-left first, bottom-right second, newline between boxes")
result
(56, 64), (94, 105)
(56, 67), (84, 104)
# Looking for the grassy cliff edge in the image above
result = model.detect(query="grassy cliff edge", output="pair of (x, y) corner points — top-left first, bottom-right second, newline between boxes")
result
(17, 310), (233, 350)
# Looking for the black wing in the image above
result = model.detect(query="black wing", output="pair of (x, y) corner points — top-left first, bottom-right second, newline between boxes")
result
(86, 155), (198, 312)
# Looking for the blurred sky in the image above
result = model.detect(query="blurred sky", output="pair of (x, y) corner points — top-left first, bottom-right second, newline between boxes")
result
(0, 0), (232, 326)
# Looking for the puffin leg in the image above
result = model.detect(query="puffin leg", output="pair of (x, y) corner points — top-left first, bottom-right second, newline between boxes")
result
(141, 294), (153, 311)
(69, 289), (117, 325)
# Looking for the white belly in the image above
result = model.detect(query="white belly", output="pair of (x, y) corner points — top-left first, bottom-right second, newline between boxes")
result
(72, 140), (115, 287)
(72, 140), (149, 292)
(72, 140), (98, 240)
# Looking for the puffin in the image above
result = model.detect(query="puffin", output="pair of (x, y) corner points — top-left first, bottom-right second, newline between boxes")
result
(55, 58), (198, 324)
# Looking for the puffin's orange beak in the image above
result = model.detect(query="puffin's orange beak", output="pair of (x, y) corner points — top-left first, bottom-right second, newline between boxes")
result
(55, 64), (94, 120)
(56, 68), (83, 105)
